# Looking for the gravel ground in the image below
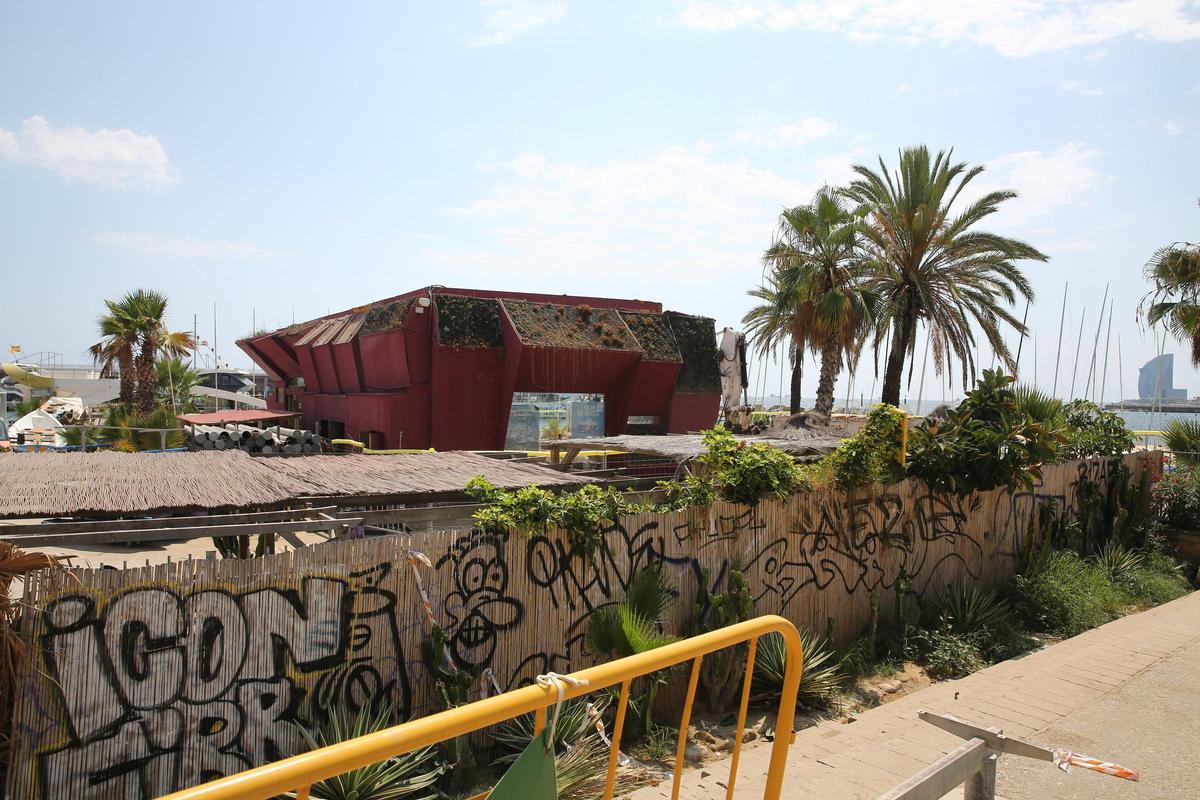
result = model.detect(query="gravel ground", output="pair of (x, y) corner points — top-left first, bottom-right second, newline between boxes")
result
(995, 635), (1200, 799)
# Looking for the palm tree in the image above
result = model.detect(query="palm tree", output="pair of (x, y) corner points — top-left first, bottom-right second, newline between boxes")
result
(846, 146), (1047, 406)
(744, 188), (876, 417)
(156, 357), (200, 412)
(1141, 204), (1200, 362)
(89, 296), (142, 405)
(742, 273), (804, 413)
(131, 291), (193, 412)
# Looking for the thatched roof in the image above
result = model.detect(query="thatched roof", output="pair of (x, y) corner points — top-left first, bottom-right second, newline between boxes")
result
(0, 450), (594, 519)
(558, 431), (844, 460)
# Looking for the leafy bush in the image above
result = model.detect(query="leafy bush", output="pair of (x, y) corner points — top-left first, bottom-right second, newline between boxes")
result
(916, 628), (986, 680)
(1117, 548), (1190, 605)
(1006, 550), (1128, 636)
(906, 370), (1060, 496)
(1058, 400), (1135, 461)
(1013, 384), (1064, 427)
(1093, 541), (1143, 580)
(658, 426), (804, 508)
(1163, 418), (1200, 465)
(806, 404), (906, 489)
(752, 628), (843, 710)
(466, 478), (651, 554)
(1152, 467), (1200, 530)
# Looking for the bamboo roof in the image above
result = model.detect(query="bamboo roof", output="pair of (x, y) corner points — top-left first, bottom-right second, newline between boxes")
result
(0, 450), (594, 519)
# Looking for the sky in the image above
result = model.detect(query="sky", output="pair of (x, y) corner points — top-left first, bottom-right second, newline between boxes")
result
(1, 1), (1198, 406)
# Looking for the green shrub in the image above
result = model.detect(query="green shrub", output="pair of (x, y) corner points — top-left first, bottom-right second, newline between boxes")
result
(925, 583), (1010, 638)
(657, 426), (805, 508)
(688, 564), (753, 712)
(466, 478), (651, 554)
(1006, 550), (1129, 636)
(752, 628), (843, 710)
(1152, 468), (1200, 531)
(808, 404), (906, 489)
(917, 628), (986, 680)
(1013, 384), (1064, 427)
(1117, 548), (1190, 605)
(1058, 400), (1135, 461)
(906, 370), (1061, 496)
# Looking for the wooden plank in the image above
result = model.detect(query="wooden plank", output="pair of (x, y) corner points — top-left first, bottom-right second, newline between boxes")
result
(918, 711), (1051, 762)
(278, 531), (308, 549)
(0, 517), (361, 547)
(877, 738), (990, 800)
(0, 506), (336, 535)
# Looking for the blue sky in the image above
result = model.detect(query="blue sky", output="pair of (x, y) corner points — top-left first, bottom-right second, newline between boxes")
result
(2, 1), (1198, 404)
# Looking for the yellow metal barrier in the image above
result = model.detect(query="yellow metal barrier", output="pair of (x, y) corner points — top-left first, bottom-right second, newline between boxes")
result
(157, 615), (803, 800)
(330, 438), (436, 454)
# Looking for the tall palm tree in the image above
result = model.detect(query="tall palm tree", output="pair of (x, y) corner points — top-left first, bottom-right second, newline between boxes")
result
(88, 297), (141, 405)
(1141, 203), (1200, 362)
(745, 188), (875, 417)
(89, 290), (194, 411)
(156, 356), (200, 412)
(742, 273), (804, 413)
(846, 146), (1047, 406)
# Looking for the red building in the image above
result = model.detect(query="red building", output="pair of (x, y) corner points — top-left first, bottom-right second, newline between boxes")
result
(237, 287), (721, 451)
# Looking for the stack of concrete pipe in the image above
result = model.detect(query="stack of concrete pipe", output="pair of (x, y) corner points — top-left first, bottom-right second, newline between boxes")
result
(188, 424), (319, 454)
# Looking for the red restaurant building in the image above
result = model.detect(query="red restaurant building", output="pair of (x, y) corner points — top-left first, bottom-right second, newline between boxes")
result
(237, 287), (721, 451)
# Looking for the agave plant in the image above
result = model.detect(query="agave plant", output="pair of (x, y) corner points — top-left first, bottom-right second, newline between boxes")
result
(927, 583), (1010, 639)
(1093, 541), (1144, 580)
(1013, 384), (1064, 428)
(752, 628), (843, 710)
(1164, 419), (1200, 465)
(493, 699), (614, 799)
(290, 705), (445, 800)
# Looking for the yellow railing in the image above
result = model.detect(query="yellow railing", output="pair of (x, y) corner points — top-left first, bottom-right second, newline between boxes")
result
(157, 615), (803, 800)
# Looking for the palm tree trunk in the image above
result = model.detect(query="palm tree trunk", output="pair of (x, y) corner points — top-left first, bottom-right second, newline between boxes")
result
(135, 349), (157, 412)
(789, 358), (803, 413)
(814, 339), (843, 418)
(881, 299), (917, 406)
(117, 351), (135, 406)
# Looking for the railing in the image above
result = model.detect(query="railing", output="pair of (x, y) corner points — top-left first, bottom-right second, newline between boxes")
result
(879, 711), (1139, 800)
(157, 615), (803, 800)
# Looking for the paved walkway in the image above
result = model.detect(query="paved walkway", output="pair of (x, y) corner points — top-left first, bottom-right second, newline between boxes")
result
(629, 590), (1200, 799)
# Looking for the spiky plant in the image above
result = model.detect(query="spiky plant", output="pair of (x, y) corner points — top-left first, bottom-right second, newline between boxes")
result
(927, 583), (1011, 639)
(289, 704), (444, 800)
(493, 698), (614, 799)
(1013, 384), (1064, 428)
(1093, 541), (1144, 580)
(1164, 419), (1200, 465)
(752, 628), (843, 710)
(587, 564), (677, 735)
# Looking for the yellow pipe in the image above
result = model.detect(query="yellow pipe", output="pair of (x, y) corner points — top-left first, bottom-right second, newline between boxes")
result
(724, 636), (759, 800)
(156, 615), (803, 800)
(330, 438), (435, 454)
(602, 679), (632, 800)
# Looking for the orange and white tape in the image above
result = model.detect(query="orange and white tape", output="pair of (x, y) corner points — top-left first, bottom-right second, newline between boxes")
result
(1054, 749), (1140, 782)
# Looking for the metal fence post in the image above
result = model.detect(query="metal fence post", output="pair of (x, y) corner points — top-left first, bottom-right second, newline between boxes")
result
(964, 752), (997, 800)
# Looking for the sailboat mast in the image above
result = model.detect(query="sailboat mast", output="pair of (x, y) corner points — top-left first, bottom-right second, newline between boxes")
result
(1099, 300), (1114, 406)
(1052, 283), (1068, 398)
(1083, 284), (1109, 401)
(1069, 307), (1087, 400)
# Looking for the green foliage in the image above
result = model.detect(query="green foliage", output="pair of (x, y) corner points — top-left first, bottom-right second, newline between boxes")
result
(1058, 400), (1135, 461)
(290, 704), (444, 800)
(587, 565), (677, 736)
(541, 417), (568, 440)
(1006, 550), (1129, 636)
(1013, 384), (1064, 426)
(915, 628), (986, 680)
(1163, 418), (1200, 465)
(493, 697), (606, 758)
(926, 584), (1010, 640)
(752, 628), (843, 710)
(809, 404), (906, 489)
(212, 532), (270, 559)
(657, 426), (805, 509)
(1093, 541), (1144, 580)
(1118, 548), (1191, 605)
(58, 403), (184, 452)
(1152, 467), (1200, 530)
(688, 564), (754, 712)
(156, 357), (200, 409)
(906, 370), (1060, 496)
(466, 478), (650, 554)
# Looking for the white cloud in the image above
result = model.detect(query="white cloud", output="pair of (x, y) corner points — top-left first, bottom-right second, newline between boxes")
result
(0, 115), (178, 190)
(469, 0), (566, 46)
(1060, 79), (1105, 96)
(894, 83), (911, 95)
(95, 231), (276, 260)
(420, 144), (813, 288)
(729, 115), (839, 148)
(973, 143), (1104, 228)
(1165, 120), (1182, 135)
(674, 0), (1200, 57)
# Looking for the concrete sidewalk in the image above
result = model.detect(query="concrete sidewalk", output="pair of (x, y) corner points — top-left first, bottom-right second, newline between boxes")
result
(629, 591), (1200, 799)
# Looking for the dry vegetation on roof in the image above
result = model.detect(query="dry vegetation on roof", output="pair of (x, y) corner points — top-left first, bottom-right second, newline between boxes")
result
(504, 300), (639, 351)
